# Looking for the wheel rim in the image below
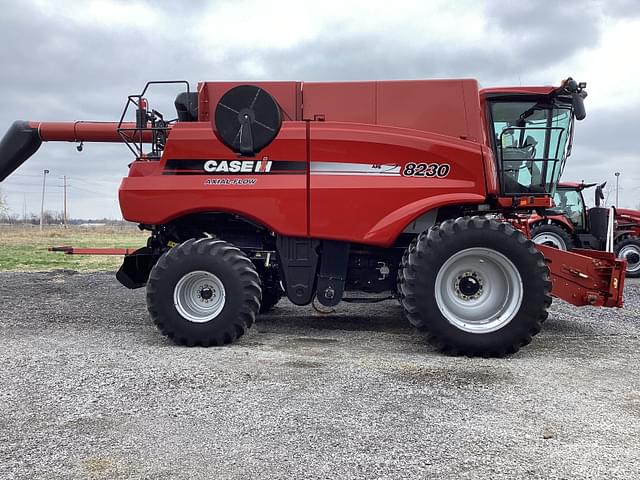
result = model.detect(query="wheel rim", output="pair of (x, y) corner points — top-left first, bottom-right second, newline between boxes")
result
(532, 232), (567, 250)
(619, 244), (640, 273)
(173, 271), (226, 323)
(434, 247), (523, 334)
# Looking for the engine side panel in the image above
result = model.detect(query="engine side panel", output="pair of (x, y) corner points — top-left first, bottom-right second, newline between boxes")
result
(119, 122), (308, 236)
(308, 122), (487, 246)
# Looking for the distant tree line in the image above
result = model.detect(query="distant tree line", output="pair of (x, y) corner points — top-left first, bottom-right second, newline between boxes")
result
(0, 210), (62, 225)
(0, 209), (130, 226)
(0, 189), (131, 225)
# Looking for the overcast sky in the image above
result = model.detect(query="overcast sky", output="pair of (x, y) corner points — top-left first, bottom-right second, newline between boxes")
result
(1, 0), (639, 219)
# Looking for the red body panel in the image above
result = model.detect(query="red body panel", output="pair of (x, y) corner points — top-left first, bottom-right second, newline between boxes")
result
(616, 208), (640, 236)
(120, 122), (309, 237)
(303, 79), (484, 142)
(308, 122), (486, 245)
(527, 210), (575, 231)
(617, 208), (640, 221)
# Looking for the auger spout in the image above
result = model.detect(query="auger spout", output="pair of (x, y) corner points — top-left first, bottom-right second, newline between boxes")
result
(0, 120), (153, 181)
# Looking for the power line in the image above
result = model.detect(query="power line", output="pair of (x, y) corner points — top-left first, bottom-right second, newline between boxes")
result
(68, 184), (114, 195)
(2, 189), (61, 195)
(63, 175), (68, 228)
(66, 176), (116, 185)
(40, 169), (49, 231)
(10, 173), (45, 178)
(3, 182), (64, 188)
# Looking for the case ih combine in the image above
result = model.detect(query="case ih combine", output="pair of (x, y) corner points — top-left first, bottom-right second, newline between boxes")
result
(0, 77), (628, 356)
(528, 181), (640, 277)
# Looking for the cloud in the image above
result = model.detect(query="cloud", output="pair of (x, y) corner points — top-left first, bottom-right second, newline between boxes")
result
(1, 0), (639, 218)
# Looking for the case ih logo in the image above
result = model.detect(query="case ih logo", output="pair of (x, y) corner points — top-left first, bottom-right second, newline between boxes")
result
(162, 159), (305, 175)
(204, 160), (273, 174)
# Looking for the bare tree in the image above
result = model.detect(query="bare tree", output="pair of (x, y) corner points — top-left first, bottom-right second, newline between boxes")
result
(39, 210), (65, 225)
(0, 188), (8, 216)
(0, 212), (20, 224)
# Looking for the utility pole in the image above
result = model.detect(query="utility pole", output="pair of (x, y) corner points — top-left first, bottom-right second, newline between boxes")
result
(39, 169), (49, 231)
(63, 175), (68, 228)
(614, 172), (620, 207)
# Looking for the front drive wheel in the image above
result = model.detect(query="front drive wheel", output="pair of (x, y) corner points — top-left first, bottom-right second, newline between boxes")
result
(615, 237), (640, 278)
(531, 223), (573, 250)
(399, 217), (551, 357)
(146, 238), (261, 346)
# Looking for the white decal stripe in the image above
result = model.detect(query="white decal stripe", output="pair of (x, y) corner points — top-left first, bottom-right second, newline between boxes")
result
(312, 172), (401, 176)
(310, 162), (401, 175)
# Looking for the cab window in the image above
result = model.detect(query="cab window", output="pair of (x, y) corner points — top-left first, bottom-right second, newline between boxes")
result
(553, 188), (585, 229)
(490, 101), (572, 196)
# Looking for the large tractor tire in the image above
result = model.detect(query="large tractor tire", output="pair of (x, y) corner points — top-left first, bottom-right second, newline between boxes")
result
(396, 237), (417, 308)
(615, 237), (640, 278)
(531, 223), (574, 250)
(146, 238), (261, 346)
(399, 217), (552, 357)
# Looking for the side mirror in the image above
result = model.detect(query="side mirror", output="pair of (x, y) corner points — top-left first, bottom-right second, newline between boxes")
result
(558, 77), (587, 121)
(572, 92), (586, 121)
(595, 182), (605, 207)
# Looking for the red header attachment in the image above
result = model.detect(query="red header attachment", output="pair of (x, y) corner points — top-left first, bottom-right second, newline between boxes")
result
(539, 245), (625, 308)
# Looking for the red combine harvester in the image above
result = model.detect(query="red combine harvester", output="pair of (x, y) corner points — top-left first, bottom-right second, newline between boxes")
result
(529, 181), (640, 277)
(0, 77), (627, 356)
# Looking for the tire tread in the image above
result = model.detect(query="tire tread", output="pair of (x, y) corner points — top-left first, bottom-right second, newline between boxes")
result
(399, 216), (552, 357)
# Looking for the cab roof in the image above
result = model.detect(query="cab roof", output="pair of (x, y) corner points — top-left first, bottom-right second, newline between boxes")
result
(558, 182), (595, 190)
(480, 86), (556, 97)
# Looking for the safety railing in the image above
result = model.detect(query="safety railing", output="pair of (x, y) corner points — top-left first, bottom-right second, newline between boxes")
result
(117, 81), (191, 159)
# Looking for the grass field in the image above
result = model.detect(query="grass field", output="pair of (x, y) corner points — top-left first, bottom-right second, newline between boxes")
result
(0, 226), (149, 271)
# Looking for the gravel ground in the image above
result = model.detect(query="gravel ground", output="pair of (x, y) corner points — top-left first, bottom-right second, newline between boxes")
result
(1, 272), (639, 480)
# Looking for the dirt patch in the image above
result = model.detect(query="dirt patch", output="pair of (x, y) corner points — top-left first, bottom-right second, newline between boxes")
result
(82, 457), (115, 474)
(282, 360), (325, 369)
(376, 362), (513, 386)
(292, 337), (339, 345)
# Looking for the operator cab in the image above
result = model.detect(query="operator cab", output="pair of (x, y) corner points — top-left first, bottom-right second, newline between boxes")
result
(484, 78), (587, 199)
(554, 186), (586, 230)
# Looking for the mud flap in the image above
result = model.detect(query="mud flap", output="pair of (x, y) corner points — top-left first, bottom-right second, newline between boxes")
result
(275, 236), (319, 305)
(316, 241), (350, 307)
(115, 247), (160, 289)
